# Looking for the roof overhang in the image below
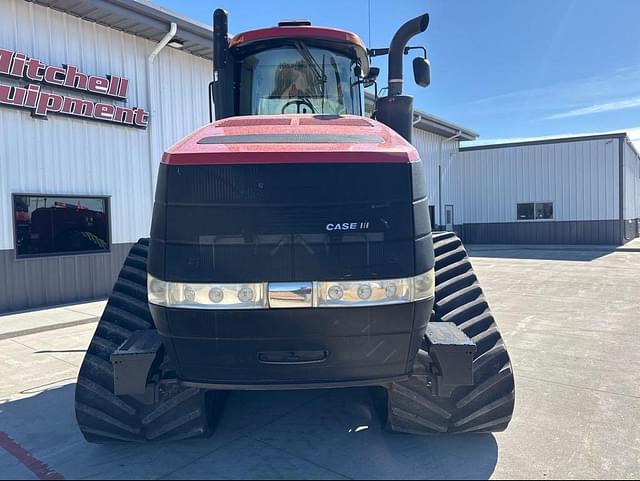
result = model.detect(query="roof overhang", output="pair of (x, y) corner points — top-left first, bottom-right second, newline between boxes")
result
(460, 132), (633, 152)
(27, 0), (214, 60)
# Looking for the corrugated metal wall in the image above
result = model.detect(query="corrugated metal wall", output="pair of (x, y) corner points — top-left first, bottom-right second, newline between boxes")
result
(623, 140), (640, 220)
(0, 0), (211, 312)
(412, 128), (459, 226)
(623, 139), (640, 240)
(456, 138), (620, 225)
(0, 0), (211, 250)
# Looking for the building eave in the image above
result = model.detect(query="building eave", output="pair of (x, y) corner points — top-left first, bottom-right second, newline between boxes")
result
(27, 0), (214, 60)
(460, 132), (631, 152)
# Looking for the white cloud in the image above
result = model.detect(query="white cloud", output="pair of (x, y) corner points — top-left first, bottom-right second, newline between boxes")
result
(459, 66), (640, 121)
(545, 97), (640, 120)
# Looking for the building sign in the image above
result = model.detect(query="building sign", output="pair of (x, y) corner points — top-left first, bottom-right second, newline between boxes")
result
(0, 48), (149, 128)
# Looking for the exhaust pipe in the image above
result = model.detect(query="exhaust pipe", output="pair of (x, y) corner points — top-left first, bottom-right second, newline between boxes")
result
(388, 14), (429, 96)
(375, 13), (429, 143)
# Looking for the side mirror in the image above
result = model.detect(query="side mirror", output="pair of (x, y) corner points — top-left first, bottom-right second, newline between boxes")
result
(413, 57), (430, 87)
(363, 67), (380, 88)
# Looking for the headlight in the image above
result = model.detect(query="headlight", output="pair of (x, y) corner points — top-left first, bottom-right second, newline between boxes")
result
(148, 276), (268, 309)
(315, 270), (435, 308)
(412, 270), (436, 301)
(148, 269), (435, 310)
(315, 278), (411, 307)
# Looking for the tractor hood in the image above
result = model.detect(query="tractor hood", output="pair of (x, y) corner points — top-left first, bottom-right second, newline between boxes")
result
(162, 115), (419, 165)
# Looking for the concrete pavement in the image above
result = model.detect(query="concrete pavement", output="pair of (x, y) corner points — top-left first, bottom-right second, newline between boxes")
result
(0, 248), (638, 479)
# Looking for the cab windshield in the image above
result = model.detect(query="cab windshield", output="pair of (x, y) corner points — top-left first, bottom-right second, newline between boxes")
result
(238, 44), (362, 116)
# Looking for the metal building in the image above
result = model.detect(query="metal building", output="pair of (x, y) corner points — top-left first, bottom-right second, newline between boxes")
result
(0, 0), (476, 314)
(454, 133), (640, 245)
(0, 0), (213, 313)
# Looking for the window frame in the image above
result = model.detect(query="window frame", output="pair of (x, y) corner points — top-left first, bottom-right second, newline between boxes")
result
(516, 201), (554, 222)
(12, 193), (112, 260)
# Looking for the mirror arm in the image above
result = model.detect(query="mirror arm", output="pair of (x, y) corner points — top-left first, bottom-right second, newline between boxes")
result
(368, 46), (427, 59)
(405, 46), (427, 58)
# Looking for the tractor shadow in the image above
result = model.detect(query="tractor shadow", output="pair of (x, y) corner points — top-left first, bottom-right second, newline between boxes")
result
(0, 383), (498, 479)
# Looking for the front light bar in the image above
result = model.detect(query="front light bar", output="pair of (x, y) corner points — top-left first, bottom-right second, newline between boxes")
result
(148, 270), (435, 310)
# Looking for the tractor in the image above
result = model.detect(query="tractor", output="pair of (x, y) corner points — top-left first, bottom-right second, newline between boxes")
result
(75, 9), (515, 442)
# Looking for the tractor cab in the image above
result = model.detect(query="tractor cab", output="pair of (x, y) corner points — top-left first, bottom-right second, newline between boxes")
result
(212, 17), (370, 119)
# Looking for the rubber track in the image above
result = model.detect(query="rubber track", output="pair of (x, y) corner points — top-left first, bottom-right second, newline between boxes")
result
(385, 232), (515, 434)
(74, 239), (215, 443)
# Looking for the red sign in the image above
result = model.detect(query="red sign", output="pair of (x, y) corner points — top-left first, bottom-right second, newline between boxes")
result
(0, 48), (148, 128)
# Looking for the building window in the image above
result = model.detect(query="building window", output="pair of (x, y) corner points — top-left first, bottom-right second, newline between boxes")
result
(517, 202), (553, 221)
(535, 202), (553, 220)
(13, 194), (110, 257)
(517, 203), (535, 220)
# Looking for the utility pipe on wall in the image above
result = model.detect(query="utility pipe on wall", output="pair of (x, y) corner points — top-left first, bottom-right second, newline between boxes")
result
(147, 22), (177, 209)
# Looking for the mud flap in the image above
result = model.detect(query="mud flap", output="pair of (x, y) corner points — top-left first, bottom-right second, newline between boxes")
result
(111, 330), (163, 400)
(425, 322), (476, 397)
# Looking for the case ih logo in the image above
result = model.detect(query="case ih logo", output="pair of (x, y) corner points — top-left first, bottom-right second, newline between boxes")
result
(0, 48), (148, 128)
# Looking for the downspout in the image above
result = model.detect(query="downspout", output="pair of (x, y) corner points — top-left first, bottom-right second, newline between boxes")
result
(147, 22), (177, 207)
(439, 130), (462, 230)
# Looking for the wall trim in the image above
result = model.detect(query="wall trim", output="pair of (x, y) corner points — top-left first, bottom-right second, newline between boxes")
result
(0, 242), (133, 314)
(619, 138), (625, 243)
(457, 219), (622, 246)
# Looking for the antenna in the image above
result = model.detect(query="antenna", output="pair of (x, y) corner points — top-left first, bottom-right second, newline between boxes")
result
(368, 0), (372, 46)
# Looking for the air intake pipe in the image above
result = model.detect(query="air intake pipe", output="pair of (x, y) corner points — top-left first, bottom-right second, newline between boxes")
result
(375, 13), (429, 143)
(212, 8), (234, 119)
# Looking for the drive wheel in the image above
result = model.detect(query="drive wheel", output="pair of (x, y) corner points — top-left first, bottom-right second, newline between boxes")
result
(74, 239), (221, 443)
(383, 232), (515, 434)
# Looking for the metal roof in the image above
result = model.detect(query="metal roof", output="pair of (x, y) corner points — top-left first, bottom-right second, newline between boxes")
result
(27, 0), (214, 60)
(364, 93), (478, 141)
(459, 132), (633, 152)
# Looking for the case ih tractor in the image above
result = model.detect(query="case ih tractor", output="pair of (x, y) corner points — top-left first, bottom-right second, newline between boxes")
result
(75, 10), (515, 442)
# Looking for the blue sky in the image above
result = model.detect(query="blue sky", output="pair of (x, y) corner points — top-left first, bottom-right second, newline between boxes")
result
(154, 0), (640, 145)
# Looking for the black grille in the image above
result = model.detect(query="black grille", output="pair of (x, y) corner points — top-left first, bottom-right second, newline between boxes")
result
(149, 162), (432, 283)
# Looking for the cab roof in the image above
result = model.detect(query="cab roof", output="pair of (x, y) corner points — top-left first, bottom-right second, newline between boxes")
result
(229, 25), (369, 73)
(230, 25), (367, 50)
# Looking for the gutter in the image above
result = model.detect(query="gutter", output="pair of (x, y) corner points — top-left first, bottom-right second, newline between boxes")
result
(146, 22), (177, 207)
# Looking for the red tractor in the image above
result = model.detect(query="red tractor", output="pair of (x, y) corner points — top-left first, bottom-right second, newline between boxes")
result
(75, 10), (515, 442)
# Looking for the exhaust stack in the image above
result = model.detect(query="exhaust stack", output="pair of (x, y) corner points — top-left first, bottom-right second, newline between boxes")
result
(375, 14), (429, 142)
(387, 14), (429, 96)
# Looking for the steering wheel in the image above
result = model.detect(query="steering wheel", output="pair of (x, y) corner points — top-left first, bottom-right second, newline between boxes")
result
(281, 99), (316, 114)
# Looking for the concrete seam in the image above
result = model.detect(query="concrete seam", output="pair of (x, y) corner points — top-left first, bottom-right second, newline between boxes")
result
(0, 317), (98, 341)
(252, 437), (355, 480)
(518, 374), (640, 400)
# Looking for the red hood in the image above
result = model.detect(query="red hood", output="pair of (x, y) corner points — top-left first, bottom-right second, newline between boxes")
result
(162, 115), (419, 165)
